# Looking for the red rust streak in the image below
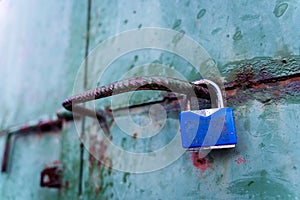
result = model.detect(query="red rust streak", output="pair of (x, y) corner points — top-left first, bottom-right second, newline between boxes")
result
(132, 132), (138, 139)
(235, 157), (247, 164)
(226, 77), (300, 98)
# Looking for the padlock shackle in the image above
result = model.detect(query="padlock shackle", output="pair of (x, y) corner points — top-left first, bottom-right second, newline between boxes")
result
(192, 79), (224, 108)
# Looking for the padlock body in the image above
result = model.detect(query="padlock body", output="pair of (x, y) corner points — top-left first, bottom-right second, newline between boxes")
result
(179, 108), (237, 149)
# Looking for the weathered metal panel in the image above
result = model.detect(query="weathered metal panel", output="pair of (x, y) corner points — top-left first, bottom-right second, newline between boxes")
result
(58, 120), (82, 200)
(79, 0), (300, 199)
(0, 0), (87, 199)
(0, 0), (299, 199)
(0, 0), (87, 129)
(0, 128), (61, 199)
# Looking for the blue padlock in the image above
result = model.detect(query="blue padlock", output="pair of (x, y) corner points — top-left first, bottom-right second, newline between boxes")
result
(179, 79), (237, 150)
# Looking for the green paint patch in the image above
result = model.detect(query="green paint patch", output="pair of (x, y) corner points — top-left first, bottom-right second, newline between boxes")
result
(273, 3), (288, 18)
(211, 28), (222, 35)
(129, 64), (134, 69)
(260, 169), (267, 177)
(228, 176), (295, 198)
(216, 174), (224, 184)
(123, 172), (130, 183)
(233, 29), (243, 41)
(172, 19), (182, 30)
(258, 142), (266, 149)
(197, 9), (206, 19)
(121, 138), (127, 148)
(247, 180), (254, 186)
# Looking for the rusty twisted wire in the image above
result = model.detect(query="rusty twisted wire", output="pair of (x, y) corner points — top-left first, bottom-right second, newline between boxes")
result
(62, 76), (210, 117)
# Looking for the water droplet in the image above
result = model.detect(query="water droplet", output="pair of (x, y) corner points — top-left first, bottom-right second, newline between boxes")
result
(273, 3), (288, 18)
(197, 9), (206, 19)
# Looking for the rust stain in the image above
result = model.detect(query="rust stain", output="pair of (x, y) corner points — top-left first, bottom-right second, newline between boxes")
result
(45, 160), (62, 168)
(94, 185), (101, 194)
(234, 157), (247, 164)
(17, 119), (63, 133)
(88, 134), (109, 194)
(40, 165), (62, 188)
(88, 128), (113, 170)
(132, 132), (138, 139)
(225, 76), (300, 101)
(191, 152), (212, 172)
(89, 135), (108, 168)
(1, 119), (64, 173)
(52, 160), (62, 165)
(226, 74), (300, 91)
(65, 181), (69, 189)
(107, 75), (300, 116)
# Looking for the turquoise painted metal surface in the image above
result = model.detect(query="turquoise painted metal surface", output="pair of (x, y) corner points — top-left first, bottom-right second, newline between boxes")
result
(0, 0), (87, 129)
(0, 0), (86, 199)
(79, 1), (300, 199)
(0, 0), (300, 199)
(0, 128), (61, 199)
